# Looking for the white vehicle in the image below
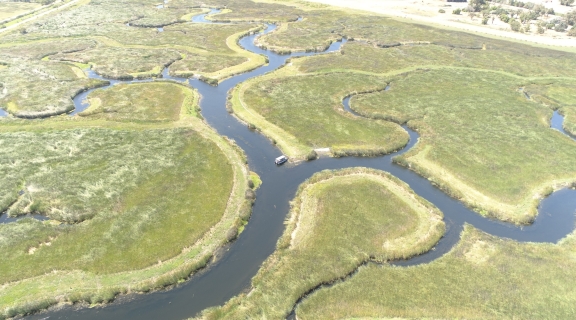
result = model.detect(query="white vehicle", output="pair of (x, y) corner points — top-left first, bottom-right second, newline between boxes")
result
(275, 155), (288, 165)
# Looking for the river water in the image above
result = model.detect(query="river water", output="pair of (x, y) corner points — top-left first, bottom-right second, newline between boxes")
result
(16, 10), (576, 320)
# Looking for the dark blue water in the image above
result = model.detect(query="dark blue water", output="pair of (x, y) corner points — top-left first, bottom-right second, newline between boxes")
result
(20, 9), (576, 320)
(0, 213), (49, 224)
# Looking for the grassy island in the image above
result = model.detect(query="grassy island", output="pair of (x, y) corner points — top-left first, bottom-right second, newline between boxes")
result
(201, 167), (445, 319)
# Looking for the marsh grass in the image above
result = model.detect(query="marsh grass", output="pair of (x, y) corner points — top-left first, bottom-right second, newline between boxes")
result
(524, 81), (576, 135)
(296, 41), (576, 78)
(0, 2), (42, 22)
(0, 114), (253, 317)
(79, 82), (191, 121)
(52, 46), (182, 79)
(351, 68), (576, 224)
(259, 6), (576, 57)
(0, 38), (96, 60)
(200, 167), (444, 319)
(0, 61), (108, 117)
(297, 224), (576, 319)
(235, 68), (408, 159)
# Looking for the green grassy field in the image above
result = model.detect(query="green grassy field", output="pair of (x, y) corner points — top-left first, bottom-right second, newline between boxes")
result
(0, 0), (259, 308)
(232, 66), (408, 159)
(0, 126), (233, 278)
(201, 168), (444, 319)
(296, 41), (576, 78)
(79, 82), (194, 121)
(0, 109), (252, 319)
(296, 224), (576, 319)
(525, 81), (576, 135)
(350, 68), (576, 224)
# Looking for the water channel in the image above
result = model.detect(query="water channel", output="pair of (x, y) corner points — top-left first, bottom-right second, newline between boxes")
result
(15, 9), (576, 320)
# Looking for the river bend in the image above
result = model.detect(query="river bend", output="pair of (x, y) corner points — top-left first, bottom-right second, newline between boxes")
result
(19, 9), (576, 320)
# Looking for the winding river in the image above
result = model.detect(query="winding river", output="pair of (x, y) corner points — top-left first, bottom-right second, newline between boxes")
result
(14, 9), (576, 320)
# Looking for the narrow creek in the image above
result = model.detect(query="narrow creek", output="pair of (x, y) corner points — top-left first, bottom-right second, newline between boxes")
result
(18, 9), (576, 320)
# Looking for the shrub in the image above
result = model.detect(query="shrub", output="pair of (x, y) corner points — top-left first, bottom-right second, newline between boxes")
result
(306, 150), (318, 161)
(566, 10), (576, 26)
(245, 189), (256, 201)
(482, 16), (489, 24)
(453, 8), (461, 15)
(469, 0), (486, 12)
(556, 21), (568, 32)
(509, 19), (522, 31)
(439, 9), (446, 13)
(500, 13), (510, 23)
(569, 27), (576, 36)
(560, 0), (574, 6)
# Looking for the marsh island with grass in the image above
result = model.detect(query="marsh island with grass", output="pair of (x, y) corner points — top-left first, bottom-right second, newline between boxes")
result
(1, 0), (576, 319)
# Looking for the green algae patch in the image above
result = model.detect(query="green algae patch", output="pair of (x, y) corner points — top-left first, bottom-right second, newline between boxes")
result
(352, 68), (576, 224)
(80, 82), (193, 121)
(200, 167), (444, 319)
(297, 224), (576, 319)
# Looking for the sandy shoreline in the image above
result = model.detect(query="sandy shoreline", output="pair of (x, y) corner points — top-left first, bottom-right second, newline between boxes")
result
(302, 0), (576, 48)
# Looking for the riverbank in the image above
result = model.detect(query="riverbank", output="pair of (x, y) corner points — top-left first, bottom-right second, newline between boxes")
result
(0, 87), (254, 319)
(200, 167), (444, 319)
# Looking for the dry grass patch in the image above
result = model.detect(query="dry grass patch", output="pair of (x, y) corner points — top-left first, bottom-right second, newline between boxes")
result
(0, 2), (41, 22)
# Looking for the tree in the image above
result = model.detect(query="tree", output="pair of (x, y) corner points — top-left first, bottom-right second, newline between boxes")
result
(453, 8), (462, 15)
(537, 21), (546, 34)
(566, 10), (576, 26)
(568, 27), (576, 36)
(510, 19), (522, 31)
(469, 0), (486, 12)
(560, 0), (575, 6)
(556, 21), (568, 32)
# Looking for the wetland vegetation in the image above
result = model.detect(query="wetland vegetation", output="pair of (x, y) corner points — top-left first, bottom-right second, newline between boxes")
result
(2, 0), (576, 318)
(80, 82), (196, 121)
(297, 224), (576, 319)
(202, 168), (444, 319)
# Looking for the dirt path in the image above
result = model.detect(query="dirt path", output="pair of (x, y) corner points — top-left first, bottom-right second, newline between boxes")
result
(302, 0), (576, 48)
